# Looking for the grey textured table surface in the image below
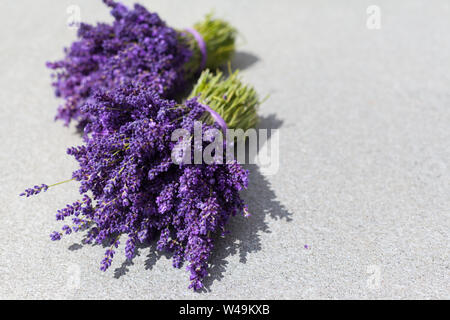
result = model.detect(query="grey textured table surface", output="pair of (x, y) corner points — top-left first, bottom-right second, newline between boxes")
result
(1, 0), (449, 299)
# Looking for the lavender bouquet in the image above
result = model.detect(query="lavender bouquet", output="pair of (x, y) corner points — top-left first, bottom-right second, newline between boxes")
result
(22, 70), (260, 290)
(48, 0), (237, 131)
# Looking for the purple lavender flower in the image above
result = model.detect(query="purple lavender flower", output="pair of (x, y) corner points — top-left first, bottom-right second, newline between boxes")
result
(43, 82), (249, 290)
(25, 68), (259, 291)
(20, 184), (49, 197)
(100, 248), (116, 271)
(47, 1), (189, 129)
(47, 0), (236, 131)
(50, 231), (62, 241)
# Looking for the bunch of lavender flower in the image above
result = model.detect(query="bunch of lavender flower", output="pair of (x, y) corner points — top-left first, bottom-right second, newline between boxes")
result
(23, 70), (259, 291)
(48, 0), (237, 131)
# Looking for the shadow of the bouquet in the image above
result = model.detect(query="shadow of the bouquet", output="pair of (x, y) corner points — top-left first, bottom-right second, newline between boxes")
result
(230, 51), (259, 70)
(200, 114), (291, 291)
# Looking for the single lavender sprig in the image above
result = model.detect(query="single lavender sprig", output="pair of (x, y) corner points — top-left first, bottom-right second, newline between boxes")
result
(20, 179), (75, 197)
(20, 184), (48, 197)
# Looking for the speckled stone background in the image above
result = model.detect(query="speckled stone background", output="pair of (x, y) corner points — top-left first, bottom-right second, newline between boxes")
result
(1, 0), (449, 299)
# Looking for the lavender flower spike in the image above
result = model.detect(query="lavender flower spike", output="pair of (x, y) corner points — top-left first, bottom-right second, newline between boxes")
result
(20, 184), (48, 197)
